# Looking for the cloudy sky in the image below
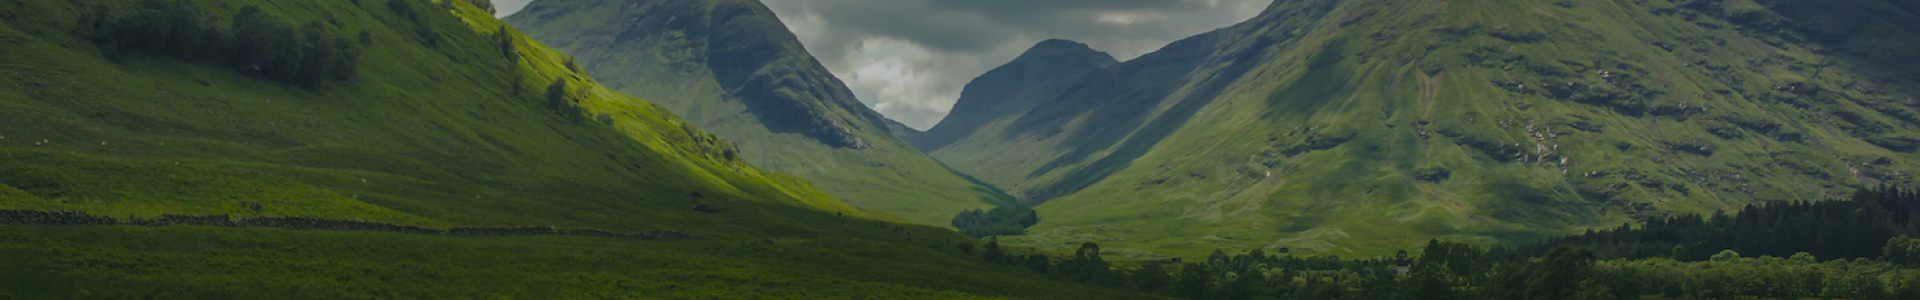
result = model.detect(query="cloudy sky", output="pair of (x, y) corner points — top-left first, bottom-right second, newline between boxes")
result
(492, 0), (1268, 130)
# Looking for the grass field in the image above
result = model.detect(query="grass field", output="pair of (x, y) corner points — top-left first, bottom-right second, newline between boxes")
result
(0, 224), (1164, 300)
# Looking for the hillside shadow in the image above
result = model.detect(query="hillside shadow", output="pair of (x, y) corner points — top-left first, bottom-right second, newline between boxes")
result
(995, 33), (1224, 203)
(1017, 34), (1277, 204)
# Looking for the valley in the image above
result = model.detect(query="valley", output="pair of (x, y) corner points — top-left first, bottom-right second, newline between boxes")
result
(1, 0), (1917, 299)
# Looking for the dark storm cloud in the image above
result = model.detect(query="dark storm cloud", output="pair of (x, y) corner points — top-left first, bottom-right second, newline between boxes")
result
(495, 0), (1268, 130)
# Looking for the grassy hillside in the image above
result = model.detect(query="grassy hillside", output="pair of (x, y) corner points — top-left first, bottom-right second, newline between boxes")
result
(0, 222), (1170, 299)
(0, 0), (890, 228)
(918, 0), (1920, 258)
(0, 0), (1166, 298)
(505, 0), (1018, 226)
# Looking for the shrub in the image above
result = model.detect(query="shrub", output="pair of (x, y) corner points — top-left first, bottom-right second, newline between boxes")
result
(387, 0), (418, 21)
(544, 79), (587, 120)
(491, 27), (519, 62)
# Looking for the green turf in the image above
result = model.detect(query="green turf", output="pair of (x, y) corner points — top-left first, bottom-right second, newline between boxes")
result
(0, 224), (1166, 300)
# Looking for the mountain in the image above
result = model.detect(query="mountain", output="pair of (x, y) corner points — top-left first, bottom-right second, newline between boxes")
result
(505, 0), (1017, 225)
(0, 0), (880, 229)
(884, 117), (921, 141)
(0, 0), (1161, 298)
(921, 0), (1920, 258)
(907, 39), (1119, 152)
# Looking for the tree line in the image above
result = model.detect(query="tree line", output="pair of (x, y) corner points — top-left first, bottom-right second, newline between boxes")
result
(1506, 186), (1920, 261)
(82, 0), (362, 89)
(949, 187), (1920, 300)
(957, 238), (1920, 300)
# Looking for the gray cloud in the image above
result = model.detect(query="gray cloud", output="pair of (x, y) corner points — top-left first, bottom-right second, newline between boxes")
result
(496, 0), (1267, 130)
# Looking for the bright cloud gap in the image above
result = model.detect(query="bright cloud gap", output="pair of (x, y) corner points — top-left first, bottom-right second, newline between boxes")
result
(495, 0), (1269, 131)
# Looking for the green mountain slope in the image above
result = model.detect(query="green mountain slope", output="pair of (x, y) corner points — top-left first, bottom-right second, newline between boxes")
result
(922, 0), (1920, 258)
(886, 117), (922, 141)
(0, 0), (1163, 298)
(504, 0), (1018, 226)
(0, 0), (889, 230)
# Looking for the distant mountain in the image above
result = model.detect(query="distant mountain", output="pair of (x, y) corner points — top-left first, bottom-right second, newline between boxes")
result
(924, 0), (1920, 258)
(884, 117), (921, 141)
(915, 34), (1218, 202)
(506, 0), (1017, 225)
(908, 39), (1118, 152)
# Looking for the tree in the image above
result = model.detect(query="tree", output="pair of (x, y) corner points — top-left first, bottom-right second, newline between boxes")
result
(1169, 262), (1214, 299)
(1886, 235), (1920, 266)
(1058, 242), (1111, 283)
(1710, 249), (1742, 262)
(1126, 262), (1171, 293)
(1566, 279), (1617, 300)
(1525, 247), (1597, 300)
(546, 79), (572, 113)
(1022, 254), (1051, 274)
(1218, 264), (1271, 300)
(492, 27), (520, 64)
(950, 206), (1041, 238)
(1406, 264), (1461, 300)
(388, 0), (419, 21)
(981, 238), (1007, 264)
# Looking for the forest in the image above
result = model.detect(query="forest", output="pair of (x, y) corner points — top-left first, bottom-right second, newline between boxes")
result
(1508, 187), (1920, 261)
(954, 188), (1920, 300)
(81, 0), (362, 88)
(950, 205), (1040, 238)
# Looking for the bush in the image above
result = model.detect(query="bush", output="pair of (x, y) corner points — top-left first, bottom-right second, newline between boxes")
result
(545, 79), (586, 120)
(492, 27), (519, 62)
(387, 0), (419, 21)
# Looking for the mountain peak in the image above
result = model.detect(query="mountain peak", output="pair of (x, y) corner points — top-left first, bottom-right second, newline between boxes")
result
(1014, 39), (1115, 65)
(908, 40), (1118, 151)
